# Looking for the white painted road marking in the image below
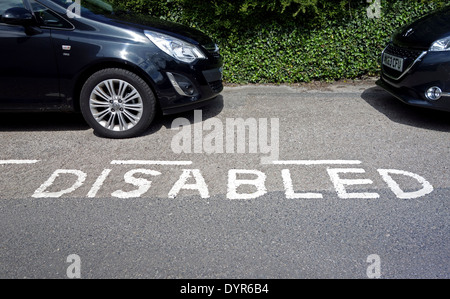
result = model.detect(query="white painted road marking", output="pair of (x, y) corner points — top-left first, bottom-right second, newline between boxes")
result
(282, 169), (323, 199)
(0, 160), (40, 165)
(110, 160), (193, 166)
(327, 168), (380, 199)
(273, 160), (362, 165)
(227, 169), (267, 200)
(0, 159), (436, 200)
(378, 169), (434, 199)
(32, 169), (87, 198)
(111, 169), (162, 199)
(169, 169), (210, 199)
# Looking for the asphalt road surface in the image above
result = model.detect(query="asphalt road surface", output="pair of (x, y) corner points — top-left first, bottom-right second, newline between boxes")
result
(0, 80), (449, 280)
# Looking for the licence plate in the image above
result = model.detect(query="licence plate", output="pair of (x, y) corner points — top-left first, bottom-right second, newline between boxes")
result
(383, 53), (404, 72)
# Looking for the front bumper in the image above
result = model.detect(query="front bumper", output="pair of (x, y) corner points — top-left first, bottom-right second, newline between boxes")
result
(376, 78), (450, 111)
(160, 66), (223, 115)
(141, 52), (224, 115)
(377, 47), (450, 112)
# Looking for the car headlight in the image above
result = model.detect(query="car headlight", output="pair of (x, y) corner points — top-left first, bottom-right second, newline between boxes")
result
(429, 36), (450, 52)
(144, 30), (206, 63)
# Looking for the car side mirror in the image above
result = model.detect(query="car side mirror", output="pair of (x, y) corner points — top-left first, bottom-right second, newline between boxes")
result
(2, 7), (34, 26)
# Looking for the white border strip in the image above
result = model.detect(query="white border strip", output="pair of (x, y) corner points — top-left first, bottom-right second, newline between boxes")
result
(273, 160), (362, 165)
(0, 160), (40, 165)
(111, 160), (193, 166)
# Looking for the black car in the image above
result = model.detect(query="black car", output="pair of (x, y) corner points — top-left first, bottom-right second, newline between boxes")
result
(0, 0), (223, 138)
(376, 6), (450, 112)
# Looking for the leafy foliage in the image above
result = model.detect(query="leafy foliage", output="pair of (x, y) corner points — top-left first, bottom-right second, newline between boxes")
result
(109, 0), (449, 83)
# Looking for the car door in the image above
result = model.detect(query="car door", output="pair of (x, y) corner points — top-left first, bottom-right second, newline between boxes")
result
(0, 0), (60, 110)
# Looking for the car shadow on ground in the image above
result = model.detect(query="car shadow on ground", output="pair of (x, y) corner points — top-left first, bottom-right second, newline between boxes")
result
(0, 95), (225, 136)
(361, 86), (450, 132)
(142, 95), (225, 136)
(0, 111), (91, 132)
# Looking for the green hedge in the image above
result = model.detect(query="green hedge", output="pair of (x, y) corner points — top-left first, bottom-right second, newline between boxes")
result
(110, 0), (449, 83)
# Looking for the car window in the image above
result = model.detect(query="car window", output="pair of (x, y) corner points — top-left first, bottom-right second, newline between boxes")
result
(29, 0), (73, 29)
(0, 0), (25, 19)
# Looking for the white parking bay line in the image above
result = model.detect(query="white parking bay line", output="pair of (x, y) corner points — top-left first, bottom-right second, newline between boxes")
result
(0, 160), (40, 165)
(110, 160), (193, 166)
(273, 160), (362, 165)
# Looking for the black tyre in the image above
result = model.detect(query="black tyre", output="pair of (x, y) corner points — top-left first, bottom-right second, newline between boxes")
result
(80, 68), (156, 139)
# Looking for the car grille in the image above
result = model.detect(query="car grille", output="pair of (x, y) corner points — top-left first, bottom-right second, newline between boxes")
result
(203, 44), (221, 61)
(384, 44), (423, 60)
(210, 51), (221, 60)
(382, 43), (426, 80)
(205, 50), (220, 63)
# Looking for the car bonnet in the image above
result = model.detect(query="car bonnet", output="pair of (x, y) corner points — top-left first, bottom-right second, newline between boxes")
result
(392, 6), (450, 50)
(106, 12), (217, 51)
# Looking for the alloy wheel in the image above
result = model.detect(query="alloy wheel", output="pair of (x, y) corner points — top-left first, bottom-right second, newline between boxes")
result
(89, 79), (144, 132)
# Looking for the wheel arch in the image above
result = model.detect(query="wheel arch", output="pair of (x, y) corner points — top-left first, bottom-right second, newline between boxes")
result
(72, 59), (160, 113)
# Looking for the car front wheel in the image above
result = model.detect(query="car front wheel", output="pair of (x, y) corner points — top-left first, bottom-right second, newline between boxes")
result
(80, 68), (156, 139)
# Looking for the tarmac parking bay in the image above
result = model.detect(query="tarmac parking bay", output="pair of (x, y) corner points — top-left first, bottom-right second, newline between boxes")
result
(0, 84), (448, 279)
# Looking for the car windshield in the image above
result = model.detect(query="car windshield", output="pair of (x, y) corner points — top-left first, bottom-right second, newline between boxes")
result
(49, 0), (116, 16)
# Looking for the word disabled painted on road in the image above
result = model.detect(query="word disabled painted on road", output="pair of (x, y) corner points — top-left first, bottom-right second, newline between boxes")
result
(0, 159), (434, 200)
